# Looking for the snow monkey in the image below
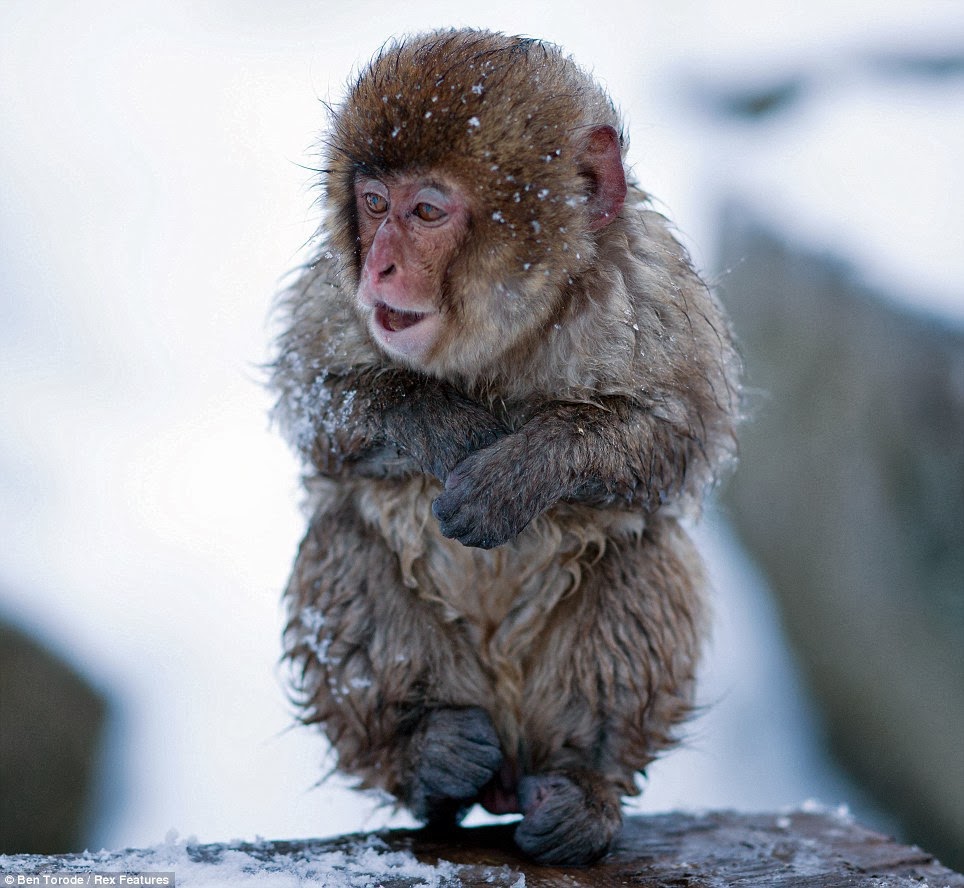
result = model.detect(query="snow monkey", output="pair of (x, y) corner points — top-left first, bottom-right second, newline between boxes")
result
(272, 29), (741, 865)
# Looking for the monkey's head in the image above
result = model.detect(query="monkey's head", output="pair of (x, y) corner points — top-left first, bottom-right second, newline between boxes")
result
(321, 29), (628, 379)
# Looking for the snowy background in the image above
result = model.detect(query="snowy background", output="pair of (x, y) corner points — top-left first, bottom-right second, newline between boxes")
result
(1, 0), (960, 852)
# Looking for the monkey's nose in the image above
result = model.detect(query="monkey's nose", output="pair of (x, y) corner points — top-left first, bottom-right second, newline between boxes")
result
(378, 263), (396, 279)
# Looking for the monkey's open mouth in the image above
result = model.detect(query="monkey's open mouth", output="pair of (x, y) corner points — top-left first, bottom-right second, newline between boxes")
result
(375, 302), (429, 333)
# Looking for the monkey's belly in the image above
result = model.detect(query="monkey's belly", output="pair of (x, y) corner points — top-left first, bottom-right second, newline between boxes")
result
(347, 476), (688, 771)
(352, 474), (647, 625)
(289, 475), (704, 801)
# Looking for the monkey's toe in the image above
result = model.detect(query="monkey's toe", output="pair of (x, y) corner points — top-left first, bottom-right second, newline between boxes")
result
(410, 707), (504, 822)
(514, 772), (622, 865)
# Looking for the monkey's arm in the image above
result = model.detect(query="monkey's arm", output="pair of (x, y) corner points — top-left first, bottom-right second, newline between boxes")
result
(432, 397), (709, 548)
(293, 367), (509, 482)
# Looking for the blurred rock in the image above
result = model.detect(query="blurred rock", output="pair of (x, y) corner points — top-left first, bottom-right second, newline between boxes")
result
(717, 203), (964, 871)
(0, 619), (107, 854)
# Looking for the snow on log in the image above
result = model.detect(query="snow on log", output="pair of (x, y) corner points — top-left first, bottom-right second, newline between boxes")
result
(2, 809), (962, 887)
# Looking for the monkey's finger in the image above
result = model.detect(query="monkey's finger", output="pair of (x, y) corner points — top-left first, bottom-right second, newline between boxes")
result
(432, 493), (512, 549)
(432, 463), (524, 548)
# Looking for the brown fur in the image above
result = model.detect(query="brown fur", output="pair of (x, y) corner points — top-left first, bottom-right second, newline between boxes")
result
(272, 29), (741, 864)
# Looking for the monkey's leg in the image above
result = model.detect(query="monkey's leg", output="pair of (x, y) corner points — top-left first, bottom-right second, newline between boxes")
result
(513, 517), (705, 865)
(284, 491), (503, 824)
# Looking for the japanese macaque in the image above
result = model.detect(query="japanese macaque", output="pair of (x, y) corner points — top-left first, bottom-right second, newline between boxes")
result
(272, 29), (740, 865)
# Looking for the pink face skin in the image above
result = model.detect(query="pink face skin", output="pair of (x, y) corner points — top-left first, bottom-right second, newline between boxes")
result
(355, 175), (470, 365)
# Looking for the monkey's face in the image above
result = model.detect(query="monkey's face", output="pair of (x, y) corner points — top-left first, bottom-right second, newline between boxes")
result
(354, 173), (470, 366)
(328, 31), (628, 378)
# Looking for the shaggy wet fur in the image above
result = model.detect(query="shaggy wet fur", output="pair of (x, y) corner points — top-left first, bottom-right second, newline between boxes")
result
(272, 29), (741, 865)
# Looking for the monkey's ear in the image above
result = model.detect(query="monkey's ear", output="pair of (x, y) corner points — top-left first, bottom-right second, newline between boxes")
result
(582, 125), (627, 231)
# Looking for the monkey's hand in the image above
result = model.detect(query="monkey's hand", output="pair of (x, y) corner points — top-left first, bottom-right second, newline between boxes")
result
(433, 397), (697, 547)
(432, 426), (564, 548)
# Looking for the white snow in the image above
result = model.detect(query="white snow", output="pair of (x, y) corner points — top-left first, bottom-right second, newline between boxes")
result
(0, 835), (478, 888)
(0, 0), (950, 856)
(619, 3), (964, 322)
(695, 67), (964, 321)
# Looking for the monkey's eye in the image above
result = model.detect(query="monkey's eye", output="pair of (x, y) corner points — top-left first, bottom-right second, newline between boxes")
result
(364, 193), (389, 215)
(413, 202), (446, 223)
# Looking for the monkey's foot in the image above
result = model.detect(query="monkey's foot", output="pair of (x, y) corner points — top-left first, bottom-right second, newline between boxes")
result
(514, 771), (622, 865)
(410, 707), (504, 827)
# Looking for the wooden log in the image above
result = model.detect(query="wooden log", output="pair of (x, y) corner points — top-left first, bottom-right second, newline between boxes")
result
(2, 810), (962, 886)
